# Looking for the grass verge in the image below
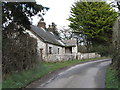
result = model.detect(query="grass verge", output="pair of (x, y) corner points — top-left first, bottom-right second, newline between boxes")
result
(105, 65), (120, 88)
(3, 57), (108, 88)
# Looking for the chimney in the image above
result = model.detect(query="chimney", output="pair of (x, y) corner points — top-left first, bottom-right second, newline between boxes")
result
(47, 22), (56, 32)
(37, 19), (46, 29)
(48, 25), (54, 32)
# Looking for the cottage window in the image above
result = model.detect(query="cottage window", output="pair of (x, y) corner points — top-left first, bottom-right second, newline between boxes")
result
(58, 48), (60, 54)
(49, 47), (52, 54)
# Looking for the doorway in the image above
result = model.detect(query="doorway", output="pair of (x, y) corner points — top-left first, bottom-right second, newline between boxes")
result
(40, 48), (43, 60)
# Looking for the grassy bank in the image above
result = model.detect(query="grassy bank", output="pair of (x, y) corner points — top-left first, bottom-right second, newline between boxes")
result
(105, 65), (120, 88)
(3, 57), (108, 88)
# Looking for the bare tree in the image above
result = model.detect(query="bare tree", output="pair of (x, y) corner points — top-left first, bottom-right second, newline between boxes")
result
(59, 26), (72, 40)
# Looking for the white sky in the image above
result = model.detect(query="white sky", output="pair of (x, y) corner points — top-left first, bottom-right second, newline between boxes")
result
(32, 0), (117, 29)
(32, 0), (77, 29)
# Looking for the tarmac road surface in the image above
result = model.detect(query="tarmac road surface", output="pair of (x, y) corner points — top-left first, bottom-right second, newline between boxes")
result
(27, 59), (111, 88)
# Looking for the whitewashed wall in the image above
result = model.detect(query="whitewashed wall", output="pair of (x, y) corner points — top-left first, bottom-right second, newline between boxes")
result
(72, 45), (78, 54)
(47, 43), (65, 54)
(44, 44), (66, 62)
(78, 53), (101, 60)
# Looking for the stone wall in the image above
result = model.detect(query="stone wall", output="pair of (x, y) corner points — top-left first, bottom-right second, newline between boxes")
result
(45, 54), (77, 62)
(78, 53), (101, 60)
(45, 53), (101, 62)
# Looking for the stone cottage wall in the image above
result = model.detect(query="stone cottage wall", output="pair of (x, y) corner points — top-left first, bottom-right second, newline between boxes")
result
(47, 43), (65, 54)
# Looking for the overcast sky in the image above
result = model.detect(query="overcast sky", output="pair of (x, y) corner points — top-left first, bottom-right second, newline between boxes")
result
(32, 0), (77, 29)
(32, 0), (116, 29)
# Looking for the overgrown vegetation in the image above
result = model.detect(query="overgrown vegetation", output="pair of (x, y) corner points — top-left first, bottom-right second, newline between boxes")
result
(105, 65), (120, 88)
(111, 1), (120, 85)
(2, 2), (49, 76)
(2, 57), (108, 88)
(92, 45), (114, 57)
(2, 26), (38, 76)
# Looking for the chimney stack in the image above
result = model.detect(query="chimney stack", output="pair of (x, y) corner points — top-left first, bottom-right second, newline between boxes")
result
(47, 22), (56, 32)
(48, 25), (54, 32)
(37, 18), (46, 29)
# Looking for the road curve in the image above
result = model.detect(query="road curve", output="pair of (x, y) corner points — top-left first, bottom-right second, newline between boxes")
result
(28, 59), (111, 88)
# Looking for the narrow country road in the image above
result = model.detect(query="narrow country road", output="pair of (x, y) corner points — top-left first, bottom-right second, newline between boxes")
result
(27, 59), (111, 88)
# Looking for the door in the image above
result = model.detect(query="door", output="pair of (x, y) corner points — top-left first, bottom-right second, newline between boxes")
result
(40, 48), (43, 60)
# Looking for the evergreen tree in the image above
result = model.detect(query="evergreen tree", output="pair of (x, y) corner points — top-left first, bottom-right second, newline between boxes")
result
(68, 1), (117, 46)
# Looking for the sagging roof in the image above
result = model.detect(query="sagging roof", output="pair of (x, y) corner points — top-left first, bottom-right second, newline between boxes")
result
(31, 25), (65, 46)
